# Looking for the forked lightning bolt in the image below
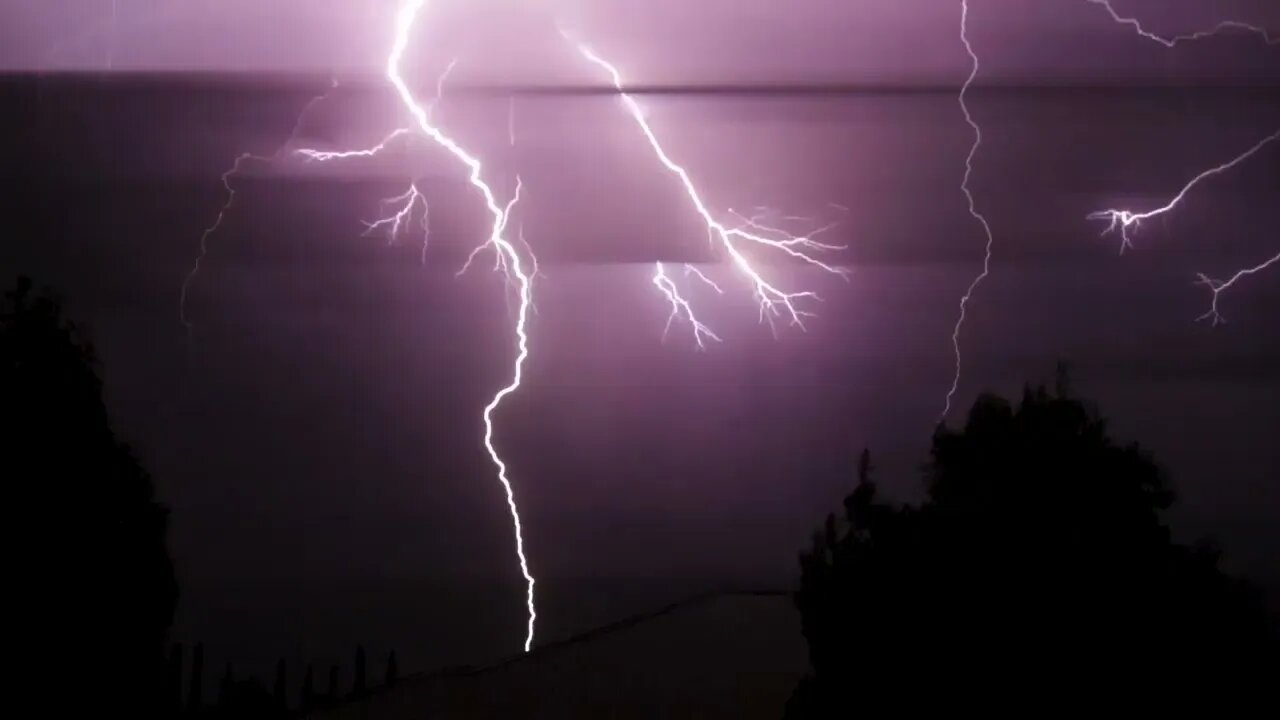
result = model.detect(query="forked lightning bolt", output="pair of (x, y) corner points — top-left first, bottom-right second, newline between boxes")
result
(183, 0), (538, 652)
(295, 61), (457, 264)
(300, 128), (431, 263)
(653, 263), (721, 349)
(1088, 130), (1280, 252)
(174, 0), (1280, 656)
(942, 0), (996, 421)
(180, 78), (339, 329)
(1083, 1), (1280, 324)
(1084, 0), (1279, 47)
(386, 0), (536, 653)
(562, 30), (847, 342)
(1088, 130), (1280, 323)
(1197, 252), (1280, 326)
(944, 0), (1280, 418)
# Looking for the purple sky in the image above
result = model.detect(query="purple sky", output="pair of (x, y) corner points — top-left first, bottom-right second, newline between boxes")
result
(3, 0), (1279, 682)
(5, 0), (1280, 84)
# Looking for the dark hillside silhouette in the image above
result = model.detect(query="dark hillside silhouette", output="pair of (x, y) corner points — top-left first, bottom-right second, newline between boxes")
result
(3, 277), (178, 713)
(789, 371), (1278, 713)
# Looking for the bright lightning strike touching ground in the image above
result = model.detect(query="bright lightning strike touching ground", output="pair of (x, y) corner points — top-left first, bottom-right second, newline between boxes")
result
(182, 0), (539, 652)
(169, 0), (1280, 657)
(384, 0), (537, 654)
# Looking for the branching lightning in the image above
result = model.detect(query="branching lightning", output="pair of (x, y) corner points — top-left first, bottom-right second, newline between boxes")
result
(173, 0), (1280, 656)
(384, 0), (536, 654)
(942, 0), (996, 420)
(561, 30), (847, 341)
(1089, 128), (1280, 321)
(183, 0), (538, 652)
(295, 127), (415, 163)
(294, 59), (458, 262)
(1082, 2), (1280, 324)
(1084, 0), (1279, 47)
(180, 78), (339, 329)
(1087, 130), (1280, 252)
(653, 263), (722, 349)
(944, 0), (1280, 419)
(1196, 252), (1280, 326)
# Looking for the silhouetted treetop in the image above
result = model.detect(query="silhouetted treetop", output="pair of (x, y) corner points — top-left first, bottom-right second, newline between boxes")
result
(3, 276), (178, 713)
(789, 375), (1277, 714)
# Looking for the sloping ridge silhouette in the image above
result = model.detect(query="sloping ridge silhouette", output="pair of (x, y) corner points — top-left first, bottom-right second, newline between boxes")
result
(412, 588), (787, 680)
(304, 586), (793, 712)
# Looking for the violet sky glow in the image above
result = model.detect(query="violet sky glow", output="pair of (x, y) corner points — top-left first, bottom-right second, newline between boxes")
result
(3, 0), (1279, 665)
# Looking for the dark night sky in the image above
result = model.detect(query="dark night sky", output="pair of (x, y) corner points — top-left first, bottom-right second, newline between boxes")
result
(2, 0), (1279, 678)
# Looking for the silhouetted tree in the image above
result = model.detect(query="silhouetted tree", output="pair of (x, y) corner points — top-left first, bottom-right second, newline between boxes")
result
(188, 642), (205, 712)
(327, 665), (339, 701)
(788, 377), (1278, 714)
(168, 642), (185, 712)
(300, 664), (315, 712)
(3, 277), (178, 713)
(218, 664), (234, 708)
(217, 677), (277, 719)
(353, 644), (367, 697)
(385, 650), (399, 688)
(272, 658), (286, 711)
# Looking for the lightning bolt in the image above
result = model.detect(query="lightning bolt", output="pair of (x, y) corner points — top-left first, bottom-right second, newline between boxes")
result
(1089, 130), (1280, 322)
(1084, 0), (1279, 47)
(561, 30), (847, 342)
(182, 0), (538, 652)
(942, 0), (996, 421)
(1083, 2), (1280, 324)
(179, 78), (339, 329)
(297, 126), (431, 261)
(294, 60), (457, 263)
(173, 0), (1278, 659)
(294, 127), (415, 163)
(943, 0), (1278, 415)
(384, 0), (536, 653)
(1088, 130), (1280, 252)
(1196, 252), (1280, 326)
(653, 263), (722, 349)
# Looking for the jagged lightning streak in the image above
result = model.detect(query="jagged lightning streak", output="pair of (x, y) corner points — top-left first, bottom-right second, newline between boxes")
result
(297, 128), (429, 256)
(653, 263), (721, 349)
(941, 0), (996, 420)
(1088, 129), (1280, 252)
(1196, 252), (1280, 326)
(182, 0), (537, 651)
(179, 152), (255, 329)
(295, 60), (458, 262)
(561, 31), (846, 342)
(386, 0), (537, 653)
(1082, 1), (1280, 323)
(1090, 129), (1280, 321)
(1084, 0), (1279, 47)
(294, 127), (415, 163)
(179, 78), (340, 329)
